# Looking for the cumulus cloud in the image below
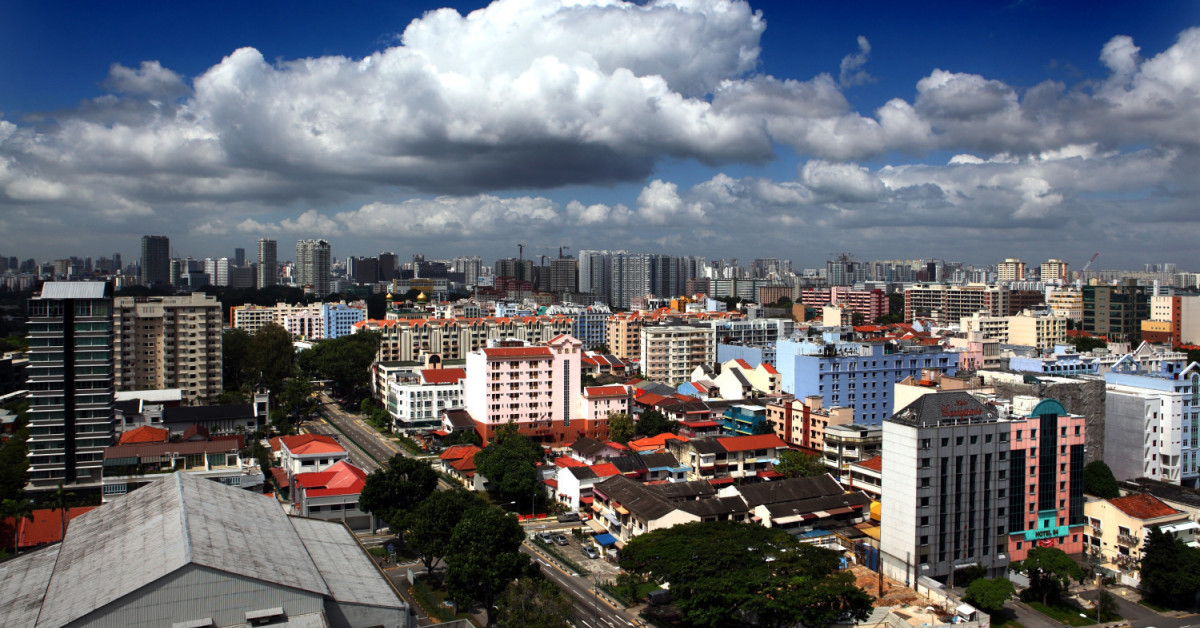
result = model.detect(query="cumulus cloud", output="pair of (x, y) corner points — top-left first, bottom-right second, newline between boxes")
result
(103, 60), (191, 99)
(839, 36), (874, 87)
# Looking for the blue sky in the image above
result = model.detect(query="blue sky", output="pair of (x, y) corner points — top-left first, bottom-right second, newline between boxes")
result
(1, 0), (1197, 270)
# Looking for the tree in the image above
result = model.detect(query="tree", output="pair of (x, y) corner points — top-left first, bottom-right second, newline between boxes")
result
(473, 423), (544, 503)
(296, 331), (381, 402)
(751, 420), (776, 436)
(1140, 526), (1200, 608)
(636, 409), (678, 438)
(359, 455), (439, 525)
(249, 323), (296, 400)
(222, 328), (253, 392)
(1013, 547), (1085, 605)
(621, 521), (872, 628)
(608, 412), (635, 444)
(775, 450), (828, 478)
(279, 378), (317, 419)
(496, 576), (574, 628)
(1083, 460), (1119, 498)
(0, 413), (30, 501)
(401, 489), (486, 578)
(963, 577), (1015, 614)
(446, 429), (482, 447)
(0, 497), (34, 555)
(446, 506), (532, 625)
(1067, 335), (1108, 353)
(46, 483), (75, 543)
(1096, 590), (1120, 621)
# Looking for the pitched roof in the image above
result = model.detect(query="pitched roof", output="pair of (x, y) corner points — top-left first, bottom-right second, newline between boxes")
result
(628, 433), (687, 452)
(853, 455), (883, 472)
(421, 368), (467, 385)
(1108, 493), (1184, 520)
(888, 391), (998, 427)
(103, 438), (242, 460)
(760, 363), (779, 374)
(589, 463), (621, 477)
(444, 409), (476, 429)
(718, 434), (788, 452)
(280, 433), (345, 456)
(117, 425), (169, 445)
(440, 444), (482, 461)
(593, 475), (676, 520)
(584, 385), (629, 398)
(294, 460), (368, 497)
(736, 475), (846, 507)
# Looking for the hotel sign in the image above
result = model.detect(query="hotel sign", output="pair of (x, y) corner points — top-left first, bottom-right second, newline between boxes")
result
(941, 398), (983, 418)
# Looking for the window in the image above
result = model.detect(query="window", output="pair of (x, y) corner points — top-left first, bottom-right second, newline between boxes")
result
(920, 457), (931, 468)
(920, 516), (929, 526)
(920, 497), (930, 507)
(941, 437), (949, 447)
(1016, 430), (1023, 440)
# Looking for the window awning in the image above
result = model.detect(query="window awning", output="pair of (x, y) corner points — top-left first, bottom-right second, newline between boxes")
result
(594, 533), (618, 546)
(709, 477), (734, 486)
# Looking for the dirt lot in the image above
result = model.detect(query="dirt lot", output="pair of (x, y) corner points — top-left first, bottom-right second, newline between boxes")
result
(848, 564), (932, 607)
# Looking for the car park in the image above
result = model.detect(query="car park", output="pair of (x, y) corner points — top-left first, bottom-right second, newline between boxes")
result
(537, 532), (555, 544)
(581, 545), (599, 559)
(552, 533), (569, 546)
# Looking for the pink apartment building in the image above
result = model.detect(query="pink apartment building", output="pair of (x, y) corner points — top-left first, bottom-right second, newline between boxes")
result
(1006, 398), (1087, 561)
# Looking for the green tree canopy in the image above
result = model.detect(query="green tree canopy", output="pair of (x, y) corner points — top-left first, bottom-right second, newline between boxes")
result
(279, 378), (317, 419)
(1140, 526), (1200, 608)
(636, 409), (678, 438)
(751, 420), (777, 435)
(46, 483), (75, 542)
(0, 497), (34, 555)
(222, 328), (253, 393)
(1013, 547), (1085, 605)
(963, 577), (1015, 614)
(400, 489), (486, 577)
(0, 405), (30, 501)
(446, 506), (532, 625)
(1067, 335), (1108, 353)
(473, 423), (544, 503)
(608, 412), (635, 444)
(297, 331), (381, 402)
(775, 450), (829, 478)
(359, 455), (439, 525)
(496, 576), (574, 628)
(1082, 460), (1119, 498)
(248, 323), (296, 400)
(620, 521), (872, 628)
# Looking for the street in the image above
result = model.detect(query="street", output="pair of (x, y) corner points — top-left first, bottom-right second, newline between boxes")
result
(1078, 587), (1200, 628)
(312, 395), (644, 627)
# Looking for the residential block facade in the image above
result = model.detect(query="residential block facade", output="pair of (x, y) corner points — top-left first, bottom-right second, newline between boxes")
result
(113, 293), (223, 404)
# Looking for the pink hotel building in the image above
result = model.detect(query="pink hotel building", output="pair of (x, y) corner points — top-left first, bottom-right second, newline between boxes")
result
(463, 334), (630, 445)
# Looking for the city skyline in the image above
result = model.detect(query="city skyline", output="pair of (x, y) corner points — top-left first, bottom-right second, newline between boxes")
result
(2, 1), (1197, 268)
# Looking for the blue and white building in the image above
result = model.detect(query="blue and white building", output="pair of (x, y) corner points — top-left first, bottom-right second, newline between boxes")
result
(321, 302), (367, 339)
(776, 331), (959, 425)
(1008, 345), (1100, 376)
(546, 302), (611, 350)
(1104, 358), (1200, 488)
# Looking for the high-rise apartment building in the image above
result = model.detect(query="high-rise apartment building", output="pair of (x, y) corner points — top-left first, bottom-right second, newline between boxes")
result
(494, 258), (534, 282)
(26, 282), (115, 490)
(1104, 360), (1199, 487)
(639, 322), (715, 385)
(577, 250), (614, 303)
(295, 239), (332, 297)
(1040, 259), (1069, 284)
(1083, 281), (1150, 343)
(257, 238), (277, 288)
(113, 293), (223, 404)
(234, 247), (246, 267)
(997, 258), (1027, 283)
(450, 256), (482, 286)
(904, 284), (1010, 325)
(549, 257), (578, 294)
(140, 235), (170, 288)
(202, 257), (231, 287)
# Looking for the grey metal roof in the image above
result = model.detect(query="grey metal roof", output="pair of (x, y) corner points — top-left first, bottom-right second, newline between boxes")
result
(735, 475), (845, 508)
(37, 474), (330, 627)
(676, 496), (748, 518)
(656, 480), (716, 501)
(762, 491), (871, 518)
(593, 475), (676, 520)
(289, 517), (404, 610)
(37, 281), (109, 300)
(162, 403), (255, 424)
(0, 544), (60, 628)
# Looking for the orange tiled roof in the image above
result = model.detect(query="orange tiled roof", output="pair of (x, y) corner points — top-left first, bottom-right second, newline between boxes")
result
(1108, 493), (1182, 520)
(294, 460), (367, 497)
(421, 368), (467, 385)
(440, 445), (482, 460)
(760, 363), (779, 374)
(854, 455), (883, 472)
(585, 385), (628, 397)
(280, 434), (345, 456)
(482, 346), (553, 358)
(11, 507), (98, 548)
(590, 463), (621, 477)
(118, 425), (169, 445)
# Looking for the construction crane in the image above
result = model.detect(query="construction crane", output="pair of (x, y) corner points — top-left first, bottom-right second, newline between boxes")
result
(558, 245), (571, 259)
(517, 243), (526, 262)
(539, 255), (549, 266)
(1081, 252), (1099, 272)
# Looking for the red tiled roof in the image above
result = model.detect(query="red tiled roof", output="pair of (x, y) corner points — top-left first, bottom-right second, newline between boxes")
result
(734, 359), (752, 369)
(440, 444), (482, 460)
(482, 346), (553, 358)
(854, 455), (883, 472)
(449, 448), (479, 472)
(11, 507), (98, 548)
(682, 420), (720, 428)
(628, 433), (687, 452)
(270, 467), (289, 485)
(421, 368), (467, 384)
(718, 434), (788, 452)
(280, 434), (345, 456)
(118, 426), (169, 445)
(554, 456), (586, 468)
(761, 363), (779, 374)
(590, 463), (621, 477)
(269, 436), (282, 452)
(1108, 493), (1182, 520)
(295, 460), (368, 497)
(585, 385), (628, 397)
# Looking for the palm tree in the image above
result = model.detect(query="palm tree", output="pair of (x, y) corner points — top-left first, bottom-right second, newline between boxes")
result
(47, 483), (75, 543)
(1, 497), (34, 556)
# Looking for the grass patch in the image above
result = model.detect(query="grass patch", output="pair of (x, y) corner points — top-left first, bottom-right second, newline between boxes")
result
(394, 435), (423, 455)
(1026, 600), (1118, 626)
(1138, 599), (1172, 613)
(410, 575), (475, 624)
(367, 547), (387, 557)
(532, 538), (589, 576)
(600, 581), (636, 607)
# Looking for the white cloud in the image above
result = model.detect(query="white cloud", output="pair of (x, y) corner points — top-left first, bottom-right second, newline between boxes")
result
(102, 60), (190, 99)
(839, 36), (874, 87)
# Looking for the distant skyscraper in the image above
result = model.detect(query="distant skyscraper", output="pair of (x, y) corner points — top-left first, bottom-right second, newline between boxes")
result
(296, 239), (332, 297)
(234, 247), (246, 267)
(26, 281), (114, 490)
(140, 235), (170, 288)
(378, 252), (397, 280)
(257, 238), (277, 288)
(997, 258), (1027, 283)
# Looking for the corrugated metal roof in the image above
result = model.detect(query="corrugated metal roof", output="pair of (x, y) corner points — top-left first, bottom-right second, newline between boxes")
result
(37, 281), (108, 300)
(37, 474), (331, 627)
(289, 518), (404, 610)
(0, 544), (60, 627)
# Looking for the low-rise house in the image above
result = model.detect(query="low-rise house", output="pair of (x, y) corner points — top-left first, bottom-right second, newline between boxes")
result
(721, 404), (769, 436)
(292, 460), (373, 531)
(1084, 493), (1191, 583)
(555, 462), (622, 510)
(569, 437), (627, 465)
(846, 455), (883, 500)
(590, 475), (750, 545)
(2, 507), (97, 551)
(162, 401), (266, 436)
(765, 394), (855, 453)
(678, 419), (722, 438)
(278, 434), (349, 480)
(627, 433), (688, 454)
(668, 434), (789, 483)
(439, 444), (482, 486)
(729, 475), (871, 533)
(116, 425), (169, 445)
(606, 452), (688, 483)
(822, 423), (882, 477)
(101, 436), (263, 501)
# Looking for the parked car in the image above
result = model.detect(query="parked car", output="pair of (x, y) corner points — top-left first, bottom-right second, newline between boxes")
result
(537, 532), (555, 544)
(552, 534), (569, 546)
(581, 545), (599, 559)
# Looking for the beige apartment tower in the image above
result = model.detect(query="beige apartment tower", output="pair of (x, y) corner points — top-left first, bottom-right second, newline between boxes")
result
(113, 293), (223, 404)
